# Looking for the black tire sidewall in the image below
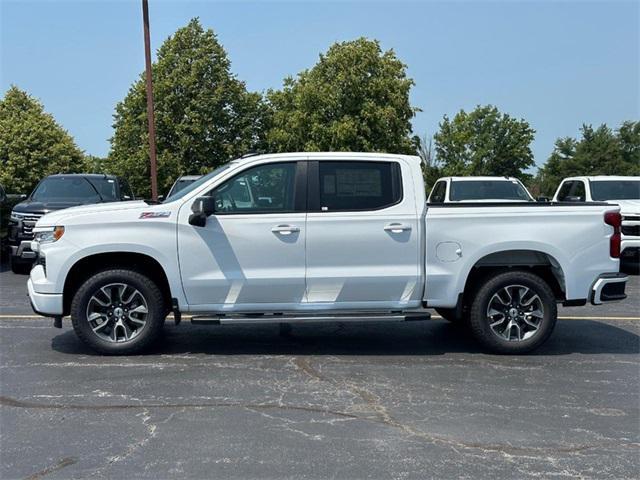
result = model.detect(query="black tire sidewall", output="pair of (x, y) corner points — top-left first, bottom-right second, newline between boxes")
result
(70, 269), (165, 355)
(469, 271), (557, 354)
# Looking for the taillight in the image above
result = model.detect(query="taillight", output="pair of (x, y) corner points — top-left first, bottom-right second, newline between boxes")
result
(604, 211), (622, 258)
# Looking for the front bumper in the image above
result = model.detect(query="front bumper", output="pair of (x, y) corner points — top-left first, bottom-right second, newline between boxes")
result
(590, 273), (628, 305)
(10, 240), (37, 261)
(27, 278), (63, 317)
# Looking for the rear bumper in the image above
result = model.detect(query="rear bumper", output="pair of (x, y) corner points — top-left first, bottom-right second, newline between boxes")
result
(590, 273), (628, 305)
(27, 278), (63, 317)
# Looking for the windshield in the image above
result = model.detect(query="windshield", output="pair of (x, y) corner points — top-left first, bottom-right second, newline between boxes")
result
(589, 180), (640, 201)
(31, 177), (118, 203)
(449, 180), (533, 201)
(168, 178), (200, 197)
(163, 164), (231, 203)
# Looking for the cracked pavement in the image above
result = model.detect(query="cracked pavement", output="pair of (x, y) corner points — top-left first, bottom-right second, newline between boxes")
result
(1, 267), (639, 479)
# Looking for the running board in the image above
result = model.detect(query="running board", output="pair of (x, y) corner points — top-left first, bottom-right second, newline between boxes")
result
(190, 312), (430, 325)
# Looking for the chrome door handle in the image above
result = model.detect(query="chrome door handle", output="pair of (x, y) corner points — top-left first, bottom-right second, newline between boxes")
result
(271, 224), (300, 235)
(384, 223), (412, 233)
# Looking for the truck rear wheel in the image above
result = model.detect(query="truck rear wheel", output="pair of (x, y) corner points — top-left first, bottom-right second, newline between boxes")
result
(468, 270), (557, 354)
(70, 269), (166, 355)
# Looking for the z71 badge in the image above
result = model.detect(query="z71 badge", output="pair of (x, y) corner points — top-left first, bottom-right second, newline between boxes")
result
(139, 211), (171, 219)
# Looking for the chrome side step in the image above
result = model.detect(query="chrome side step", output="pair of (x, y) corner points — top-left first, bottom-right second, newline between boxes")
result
(190, 312), (430, 325)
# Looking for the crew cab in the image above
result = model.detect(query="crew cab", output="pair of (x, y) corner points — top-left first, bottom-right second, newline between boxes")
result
(428, 176), (535, 203)
(27, 153), (627, 355)
(553, 176), (639, 272)
(8, 174), (134, 273)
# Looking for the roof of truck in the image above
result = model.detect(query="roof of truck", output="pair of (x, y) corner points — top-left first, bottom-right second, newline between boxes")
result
(229, 152), (422, 167)
(561, 176), (640, 181)
(46, 173), (118, 179)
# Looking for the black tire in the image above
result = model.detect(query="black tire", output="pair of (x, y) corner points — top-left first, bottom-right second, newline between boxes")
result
(435, 307), (466, 324)
(70, 269), (166, 355)
(10, 257), (31, 274)
(468, 270), (557, 354)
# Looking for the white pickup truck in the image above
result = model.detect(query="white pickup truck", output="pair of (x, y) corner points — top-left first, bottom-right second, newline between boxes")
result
(552, 176), (639, 272)
(28, 153), (628, 355)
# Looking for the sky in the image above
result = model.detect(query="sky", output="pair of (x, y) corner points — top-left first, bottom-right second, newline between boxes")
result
(1, 0), (638, 170)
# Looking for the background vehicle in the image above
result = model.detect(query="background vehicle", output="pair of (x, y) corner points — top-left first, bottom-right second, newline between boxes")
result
(28, 153), (626, 355)
(8, 174), (134, 273)
(428, 176), (535, 203)
(553, 176), (639, 273)
(164, 175), (202, 199)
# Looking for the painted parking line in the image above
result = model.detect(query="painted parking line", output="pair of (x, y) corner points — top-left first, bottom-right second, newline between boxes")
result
(0, 314), (639, 321)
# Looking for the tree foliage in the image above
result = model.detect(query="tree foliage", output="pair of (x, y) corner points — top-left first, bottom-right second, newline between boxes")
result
(537, 122), (640, 195)
(434, 105), (536, 181)
(0, 86), (85, 193)
(265, 38), (418, 154)
(107, 18), (265, 197)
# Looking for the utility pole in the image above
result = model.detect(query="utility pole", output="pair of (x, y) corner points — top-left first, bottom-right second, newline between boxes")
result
(142, 0), (158, 201)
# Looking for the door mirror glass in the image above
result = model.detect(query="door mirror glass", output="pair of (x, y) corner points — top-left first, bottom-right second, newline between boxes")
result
(191, 196), (216, 216)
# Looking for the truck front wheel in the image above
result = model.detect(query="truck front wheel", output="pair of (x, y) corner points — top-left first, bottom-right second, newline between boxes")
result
(70, 269), (166, 355)
(468, 270), (557, 354)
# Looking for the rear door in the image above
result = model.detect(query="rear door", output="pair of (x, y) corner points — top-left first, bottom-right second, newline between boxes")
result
(304, 158), (421, 308)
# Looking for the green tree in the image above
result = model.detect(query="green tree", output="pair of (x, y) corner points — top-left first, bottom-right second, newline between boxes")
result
(416, 134), (441, 191)
(265, 38), (418, 154)
(108, 18), (265, 197)
(434, 105), (536, 180)
(537, 122), (640, 195)
(0, 86), (85, 193)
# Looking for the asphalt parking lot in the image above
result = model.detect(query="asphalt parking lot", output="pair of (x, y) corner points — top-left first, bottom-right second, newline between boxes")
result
(1, 262), (639, 479)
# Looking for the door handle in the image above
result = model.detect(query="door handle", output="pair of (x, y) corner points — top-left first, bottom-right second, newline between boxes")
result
(271, 224), (300, 235)
(384, 223), (412, 233)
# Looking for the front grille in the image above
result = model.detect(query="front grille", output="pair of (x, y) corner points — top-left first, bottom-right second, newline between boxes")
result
(621, 225), (640, 236)
(20, 213), (43, 236)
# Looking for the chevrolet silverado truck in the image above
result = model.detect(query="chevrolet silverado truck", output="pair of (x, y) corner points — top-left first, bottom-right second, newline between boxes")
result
(27, 153), (628, 355)
(552, 176), (639, 273)
(8, 174), (134, 273)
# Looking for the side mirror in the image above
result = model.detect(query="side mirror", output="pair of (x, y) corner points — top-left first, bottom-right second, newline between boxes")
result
(20, 194), (27, 200)
(188, 196), (215, 227)
(564, 195), (583, 202)
(537, 196), (550, 202)
(157, 195), (165, 202)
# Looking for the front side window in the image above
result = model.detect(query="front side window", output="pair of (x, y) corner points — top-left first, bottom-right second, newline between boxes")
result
(556, 181), (574, 201)
(318, 161), (402, 211)
(590, 180), (640, 201)
(571, 181), (586, 201)
(429, 181), (447, 203)
(449, 180), (532, 201)
(210, 162), (297, 214)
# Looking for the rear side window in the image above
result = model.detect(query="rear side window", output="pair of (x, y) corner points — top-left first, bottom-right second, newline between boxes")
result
(429, 181), (447, 203)
(317, 161), (402, 211)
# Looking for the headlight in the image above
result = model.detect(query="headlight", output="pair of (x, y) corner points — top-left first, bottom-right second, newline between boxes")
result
(10, 211), (25, 222)
(33, 226), (65, 244)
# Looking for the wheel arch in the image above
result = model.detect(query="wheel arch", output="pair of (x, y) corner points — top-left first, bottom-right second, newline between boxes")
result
(62, 252), (173, 316)
(458, 248), (567, 308)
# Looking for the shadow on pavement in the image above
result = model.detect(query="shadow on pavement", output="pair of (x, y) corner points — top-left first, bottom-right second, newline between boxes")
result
(51, 318), (639, 357)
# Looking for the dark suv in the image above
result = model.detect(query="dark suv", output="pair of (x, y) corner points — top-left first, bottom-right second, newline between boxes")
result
(7, 174), (134, 273)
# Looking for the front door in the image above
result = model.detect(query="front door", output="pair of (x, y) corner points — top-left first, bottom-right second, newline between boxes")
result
(304, 159), (421, 309)
(178, 161), (307, 309)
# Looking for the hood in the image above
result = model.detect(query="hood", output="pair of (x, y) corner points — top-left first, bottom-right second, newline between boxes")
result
(605, 199), (640, 214)
(36, 200), (149, 226)
(12, 200), (84, 215)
